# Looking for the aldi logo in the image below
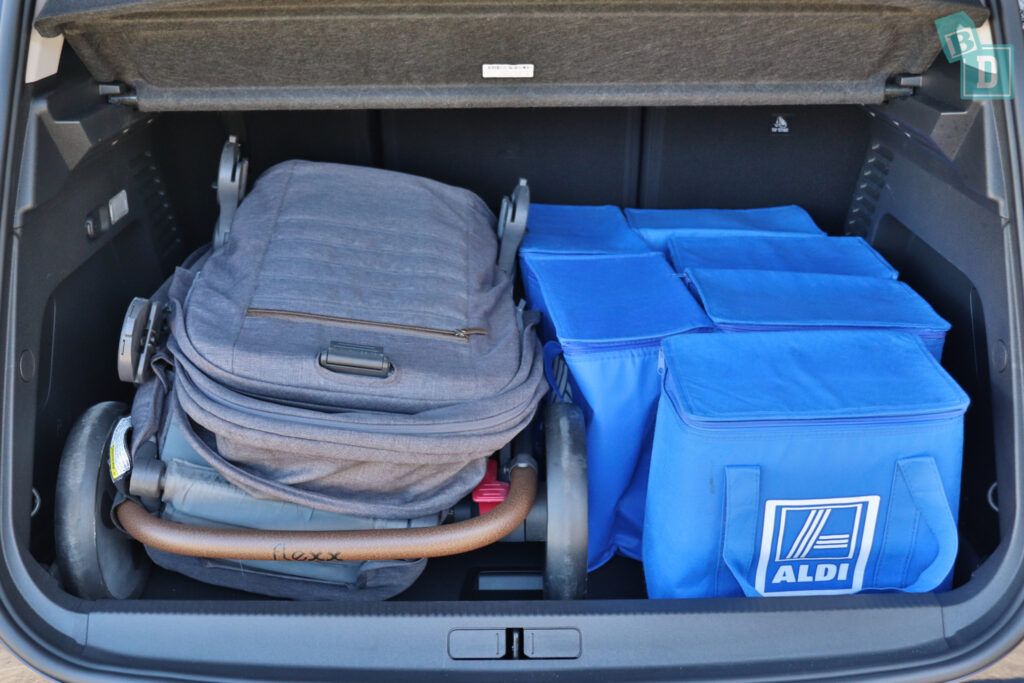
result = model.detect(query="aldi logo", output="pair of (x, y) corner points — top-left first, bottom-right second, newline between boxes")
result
(755, 496), (879, 596)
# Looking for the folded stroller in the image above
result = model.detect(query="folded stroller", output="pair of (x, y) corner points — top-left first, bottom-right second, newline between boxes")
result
(55, 146), (586, 601)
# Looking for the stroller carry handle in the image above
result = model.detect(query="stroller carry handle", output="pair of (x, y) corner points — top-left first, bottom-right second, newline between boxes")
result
(116, 459), (538, 562)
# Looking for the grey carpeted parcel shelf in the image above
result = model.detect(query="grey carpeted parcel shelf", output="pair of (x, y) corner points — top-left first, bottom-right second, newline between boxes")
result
(36, 0), (988, 110)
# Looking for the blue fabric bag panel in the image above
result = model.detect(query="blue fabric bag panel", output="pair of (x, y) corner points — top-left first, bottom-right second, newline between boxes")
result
(521, 204), (650, 340)
(524, 252), (712, 569)
(667, 234), (898, 279)
(644, 331), (969, 599)
(549, 345), (662, 567)
(522, 204), (649, 255)
(625, 206), (824, 252)
(685, 268), (951, 360)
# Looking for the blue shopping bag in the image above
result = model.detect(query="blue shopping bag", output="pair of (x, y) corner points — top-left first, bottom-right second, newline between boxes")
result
(667, 234), (897, 279)
(522, 204), (649, 255)
(685, 268), (951, 360)
(625, 205), (823, 252)
(645, 331), (969, 599)
(521, 251), (712, 569)
(521, 204), (650, 340)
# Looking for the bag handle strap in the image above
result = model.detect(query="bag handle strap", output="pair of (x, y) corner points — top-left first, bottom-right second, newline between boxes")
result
(721, 457), (958, 596)
(890, 456), (959, 593)
(722, 465), (763, 596)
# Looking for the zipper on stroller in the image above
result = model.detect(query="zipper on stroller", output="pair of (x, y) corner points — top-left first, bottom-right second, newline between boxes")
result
(246, 307), (487, 342)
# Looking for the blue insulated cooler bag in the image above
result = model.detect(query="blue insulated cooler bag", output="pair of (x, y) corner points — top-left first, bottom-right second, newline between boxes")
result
(667, 234), (898, 279)
(521, 204), (649, 339)
(522, 204), (648, 255)
(685, 268), (951, 360)
(625, 205), (823, 252)
(520, 252), (712, 569)
(645, 331), (969, 599)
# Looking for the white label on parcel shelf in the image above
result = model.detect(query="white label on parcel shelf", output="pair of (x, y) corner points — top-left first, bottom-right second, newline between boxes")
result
(108, 189), (129, 225)
(755, 495), (879, 596)
(482, 64), (535, 79)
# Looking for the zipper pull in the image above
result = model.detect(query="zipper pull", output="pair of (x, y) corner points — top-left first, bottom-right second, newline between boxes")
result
(454, 328), (488, 339)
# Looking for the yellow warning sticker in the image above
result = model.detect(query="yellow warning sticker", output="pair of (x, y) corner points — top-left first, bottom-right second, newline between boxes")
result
(108, 417), (132, 483)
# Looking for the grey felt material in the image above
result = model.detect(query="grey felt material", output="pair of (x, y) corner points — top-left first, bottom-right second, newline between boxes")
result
(35, 0), (989, 109)
(149, 161), (545, 518)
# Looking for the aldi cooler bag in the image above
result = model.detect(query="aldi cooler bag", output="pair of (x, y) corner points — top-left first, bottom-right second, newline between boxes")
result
(522, 204), (648, 256)
(519, 251), (712, 569)
(667, 234), (898, 279)
(685, 268), (951, 359)
(126, 160), (547, 598)
(645, 330), (969, 599)
(520, 204), (649, 338)
(625, 205), (823, 252)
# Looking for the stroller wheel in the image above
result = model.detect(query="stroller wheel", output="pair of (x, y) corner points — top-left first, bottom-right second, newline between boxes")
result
(55, 402), (150, 599)
(543, 402), (588, 600)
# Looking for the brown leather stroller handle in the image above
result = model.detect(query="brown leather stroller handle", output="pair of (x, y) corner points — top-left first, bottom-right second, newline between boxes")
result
(116, 462), (538, 562)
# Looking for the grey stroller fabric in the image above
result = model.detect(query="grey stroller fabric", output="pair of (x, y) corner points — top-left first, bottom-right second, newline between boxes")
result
(142, 404), (435, 600)
(146, 547), (428, 600)
(152, 160), (546, 518)
(126, 368), (437, 600)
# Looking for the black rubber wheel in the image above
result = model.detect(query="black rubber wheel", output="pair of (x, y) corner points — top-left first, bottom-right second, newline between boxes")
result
(55, 402), (150, 599)
(543, 402), (588, 600)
